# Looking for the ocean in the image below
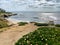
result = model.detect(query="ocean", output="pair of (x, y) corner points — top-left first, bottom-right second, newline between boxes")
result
(6, 12), (60, 24)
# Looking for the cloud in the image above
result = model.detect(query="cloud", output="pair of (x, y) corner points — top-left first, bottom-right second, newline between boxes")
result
(0, 0), (60, 11)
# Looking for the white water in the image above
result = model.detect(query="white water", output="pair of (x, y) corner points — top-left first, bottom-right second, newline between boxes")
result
(6, 12), (60, 24)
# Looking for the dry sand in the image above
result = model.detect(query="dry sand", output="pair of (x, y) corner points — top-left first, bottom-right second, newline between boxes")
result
(0, 23), (38, 45)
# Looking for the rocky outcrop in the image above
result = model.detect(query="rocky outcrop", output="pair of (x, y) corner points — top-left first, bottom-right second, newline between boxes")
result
(0, 13), (17, 18)
(0, 8), (17, 18)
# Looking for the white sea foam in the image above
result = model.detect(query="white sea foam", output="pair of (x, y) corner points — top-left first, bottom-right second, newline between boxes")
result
(5, 13), (60, 24)
(49, 16), (57, 20)
(5, 18), (30, 24)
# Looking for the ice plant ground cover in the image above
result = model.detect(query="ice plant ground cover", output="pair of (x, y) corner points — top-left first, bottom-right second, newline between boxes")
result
(15, 27), (60, 45)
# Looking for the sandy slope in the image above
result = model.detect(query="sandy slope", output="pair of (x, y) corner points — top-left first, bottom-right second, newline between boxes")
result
(0, 23), (38, 45)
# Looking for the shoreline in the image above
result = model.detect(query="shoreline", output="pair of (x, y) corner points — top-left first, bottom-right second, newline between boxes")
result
(5, 18), (31, 25)
(5, 18), (46, 24)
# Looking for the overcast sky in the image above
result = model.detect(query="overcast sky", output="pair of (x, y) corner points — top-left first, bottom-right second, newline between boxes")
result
(0, 0), (60, 12)
(0, 0), (40, 11)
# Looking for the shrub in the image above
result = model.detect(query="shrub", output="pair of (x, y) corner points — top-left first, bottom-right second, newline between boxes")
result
(18, 22), (28, 26)
(0, 21), (8, 28)
(34, 23), (48, 26)
(30, 22), (37, 23)
(15, 27), (60, 45)
(55, 24), (60, 27)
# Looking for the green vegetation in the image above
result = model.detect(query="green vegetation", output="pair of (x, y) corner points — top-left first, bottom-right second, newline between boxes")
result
(15, 27), (60, 45)
(0, 8), (12, 14)
(55, 24), (60, 27)
(0, 8), (6, 13)
(30, 22), (37, 23)
(34, 23), (49, 26)
(0, 20), (8, 28)
(0, 16), (8, 28)
(18, 22), (28, 26)
(0, 8), (9, 28)
(0, 8), (13, 18)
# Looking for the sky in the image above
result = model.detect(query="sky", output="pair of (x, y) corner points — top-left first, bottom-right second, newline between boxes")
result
(0, 0), (60, 12)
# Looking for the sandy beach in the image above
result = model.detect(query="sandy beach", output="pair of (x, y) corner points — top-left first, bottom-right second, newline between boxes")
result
(0, 23), (38, 45)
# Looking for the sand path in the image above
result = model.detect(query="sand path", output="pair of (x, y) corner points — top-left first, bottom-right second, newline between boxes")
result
(0, 23), (38, 45)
